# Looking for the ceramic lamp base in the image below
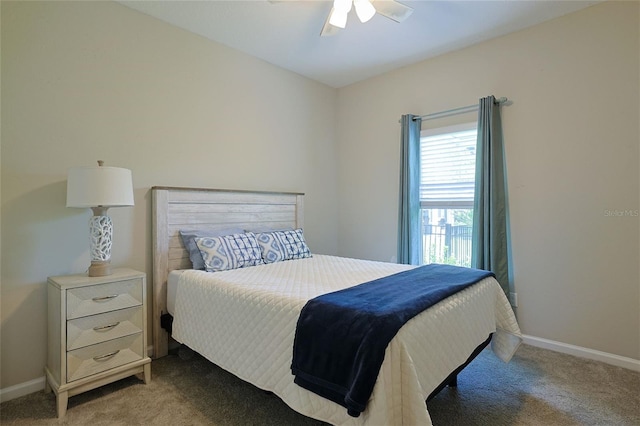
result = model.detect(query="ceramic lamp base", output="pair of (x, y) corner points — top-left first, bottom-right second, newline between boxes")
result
(88, 209), (113, 277)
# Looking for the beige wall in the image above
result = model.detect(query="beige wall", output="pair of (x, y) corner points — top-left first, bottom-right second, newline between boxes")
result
(336, 1), (639, 359)
(1, 0), (338, 389)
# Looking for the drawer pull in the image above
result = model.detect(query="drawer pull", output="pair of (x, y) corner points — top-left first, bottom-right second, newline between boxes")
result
(92, 294), (119, 302)
(93, 350), (120, 361)
(93, 322), (120, 332)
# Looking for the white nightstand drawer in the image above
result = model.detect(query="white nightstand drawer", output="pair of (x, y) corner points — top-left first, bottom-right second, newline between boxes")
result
(66, 279), (143, 319)
(67, 306), (143, 351)
(66, 333), (144, 382)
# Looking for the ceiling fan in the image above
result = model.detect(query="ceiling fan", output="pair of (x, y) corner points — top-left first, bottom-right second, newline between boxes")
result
(321, 0), (414, 36)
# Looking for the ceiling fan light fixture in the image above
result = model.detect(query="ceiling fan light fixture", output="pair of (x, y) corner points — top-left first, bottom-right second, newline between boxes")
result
(329, 8), (349, 29)
(322, 0), (410, 36)
(354, 0), (376, 23)
(333, 0), (353, 13)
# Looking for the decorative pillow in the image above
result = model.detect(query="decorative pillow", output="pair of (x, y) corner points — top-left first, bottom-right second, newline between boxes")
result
(180, 228), (244, 270)
(256, 228), (311, 263)
(195, 232), (264, 272)
(255, 232), (287, 263)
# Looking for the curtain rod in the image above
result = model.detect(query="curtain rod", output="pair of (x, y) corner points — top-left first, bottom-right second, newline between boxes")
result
(412, 97), (509, 121)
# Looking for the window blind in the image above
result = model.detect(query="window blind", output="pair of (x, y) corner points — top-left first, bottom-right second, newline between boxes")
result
(420, 128), (477, 208)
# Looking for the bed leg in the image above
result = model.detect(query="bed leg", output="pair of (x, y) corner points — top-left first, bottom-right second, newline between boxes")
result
(447, 374), (458, 387)
(426, 334), (492, 402)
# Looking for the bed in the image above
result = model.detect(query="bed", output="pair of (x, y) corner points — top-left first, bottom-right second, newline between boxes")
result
(151, 186), (522, 425)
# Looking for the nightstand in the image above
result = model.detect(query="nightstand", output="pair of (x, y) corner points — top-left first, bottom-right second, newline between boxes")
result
(44, 268), (151, 418)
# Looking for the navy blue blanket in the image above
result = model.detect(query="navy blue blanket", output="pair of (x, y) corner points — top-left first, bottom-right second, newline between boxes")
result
(291, 264), (494, 417)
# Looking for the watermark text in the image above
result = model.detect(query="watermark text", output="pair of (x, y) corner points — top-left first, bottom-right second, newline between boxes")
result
(604, 209), (639, 217)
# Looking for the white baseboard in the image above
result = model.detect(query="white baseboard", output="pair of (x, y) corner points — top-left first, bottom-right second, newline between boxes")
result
(523, 334), (640, 372)
(0, 376), (45, 403)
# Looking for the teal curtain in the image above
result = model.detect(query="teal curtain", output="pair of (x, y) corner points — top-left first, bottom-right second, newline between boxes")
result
(398, 114), (422, 265)
(472, 96), (510, 294)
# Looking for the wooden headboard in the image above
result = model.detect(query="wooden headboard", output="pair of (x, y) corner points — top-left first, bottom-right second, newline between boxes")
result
(151, 186), (304, 358)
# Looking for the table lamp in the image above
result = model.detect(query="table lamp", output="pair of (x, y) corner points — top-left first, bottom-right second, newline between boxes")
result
(66, 161), (134, 277)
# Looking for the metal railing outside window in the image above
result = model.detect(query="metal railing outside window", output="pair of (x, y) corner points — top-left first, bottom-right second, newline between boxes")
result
(421, 209), (473, 267)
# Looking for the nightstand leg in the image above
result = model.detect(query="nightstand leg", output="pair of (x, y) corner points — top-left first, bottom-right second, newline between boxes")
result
(143, 363), (151, 384)
(56, 391), (68, 419)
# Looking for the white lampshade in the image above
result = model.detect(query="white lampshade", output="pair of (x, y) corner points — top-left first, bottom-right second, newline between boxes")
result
(67, 164), (134, 208)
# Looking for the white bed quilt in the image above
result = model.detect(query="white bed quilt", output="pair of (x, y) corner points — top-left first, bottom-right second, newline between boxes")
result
(172, 255), (522, 425)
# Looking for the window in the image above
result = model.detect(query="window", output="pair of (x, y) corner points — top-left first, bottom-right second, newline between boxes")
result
(419, 123), (477, 267)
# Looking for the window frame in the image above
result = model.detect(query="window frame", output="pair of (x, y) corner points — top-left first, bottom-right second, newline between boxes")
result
(418, 121), (477, 267)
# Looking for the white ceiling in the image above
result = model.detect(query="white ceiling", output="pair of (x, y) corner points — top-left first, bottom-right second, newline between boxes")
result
(118, 0), (602, 88)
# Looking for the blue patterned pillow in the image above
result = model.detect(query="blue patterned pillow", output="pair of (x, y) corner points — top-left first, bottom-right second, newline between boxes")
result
(256, 229), (311, 263)
(180, 228), (244, 270)
(195, 232), (264, 272)
(256, 232), (286, 263)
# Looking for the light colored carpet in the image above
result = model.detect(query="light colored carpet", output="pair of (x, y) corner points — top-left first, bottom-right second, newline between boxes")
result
(1, 344), (638, 425)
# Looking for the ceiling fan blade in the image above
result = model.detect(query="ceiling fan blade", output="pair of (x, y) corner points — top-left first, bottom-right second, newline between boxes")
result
(321, 7), (342, 36)
(373, 0), (413, 23)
